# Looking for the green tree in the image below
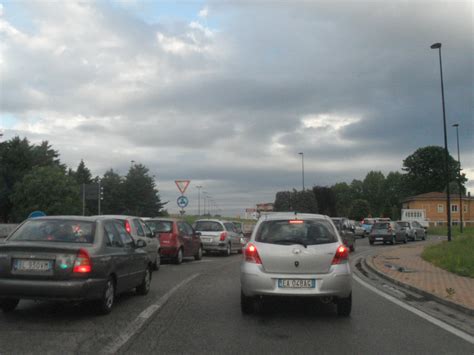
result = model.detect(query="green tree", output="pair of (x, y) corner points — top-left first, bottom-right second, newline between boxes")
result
(123, 164), (164, 216)
(101, 169), (126, 214)
(362, 171), (386, 216)
(313, 186), (336, 216)
(382, 171), (406, 219)
(350, 179), (364, 200)
(273, 189), (318, 213)
(10, 166), (81, 221)
(74, 159), (93, 185)
(0, 137), (63, 222)
(402, 146), (466, 196)
(349, 199), (370, 221)
(274, 191), (292, 212)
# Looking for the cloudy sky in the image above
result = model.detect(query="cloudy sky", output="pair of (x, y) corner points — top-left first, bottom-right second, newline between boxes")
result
(0, 0), (472, 216)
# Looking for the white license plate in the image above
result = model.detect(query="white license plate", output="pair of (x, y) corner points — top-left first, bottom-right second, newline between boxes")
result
(376, 237), (383, 240)
(203, 238), (213, 242)
(14, 259), (52, 272)
(278, 279), (315, 288)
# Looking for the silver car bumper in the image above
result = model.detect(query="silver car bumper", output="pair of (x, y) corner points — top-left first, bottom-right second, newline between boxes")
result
(202, 241), (228, 252)
(241, 263), (352, 298)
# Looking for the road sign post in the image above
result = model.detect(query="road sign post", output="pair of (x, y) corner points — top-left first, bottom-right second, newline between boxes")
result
(175, 180), (191, 215)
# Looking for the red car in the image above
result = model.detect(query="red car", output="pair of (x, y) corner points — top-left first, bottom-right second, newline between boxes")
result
(144, 218), (203, 264)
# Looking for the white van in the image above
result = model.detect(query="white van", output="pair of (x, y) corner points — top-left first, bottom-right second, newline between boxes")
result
(401, 209), (429, 229)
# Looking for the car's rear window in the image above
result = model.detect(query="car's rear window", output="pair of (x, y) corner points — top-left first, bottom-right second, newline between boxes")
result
(373, 222), (390, 230)
(363, 219), (375, 225)
(8, 219), (95, 244)
(194, 221), (224, 232)
(255, 219), (338, 246)
(397, 222), (409, 228)
(146, 220), (173, 233)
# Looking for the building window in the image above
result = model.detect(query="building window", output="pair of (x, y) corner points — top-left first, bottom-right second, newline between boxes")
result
(437, 204), (444, 213)
(451, 204), (458, 213)
(464, 205), (468, 213)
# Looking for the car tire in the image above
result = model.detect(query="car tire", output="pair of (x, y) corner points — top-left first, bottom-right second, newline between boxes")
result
(390, 236), (395, 245)
(153, 252), (161, 271)
(414, 233), (417, 241)
(241, 290), (254, 314)
(336, 293), (352, 317)
(95, 277), (115, 315)
(0, 298), (19, 313)
(136, 267), (152, 296)
(223, 243), (231, 257)
(350, 244), (355, 252)
(175, 248), (183, 264)
(403, 236), (407, 244)
(422, 233), (426, 241)
(369, 240), (374, 245)
(194, 246), (203, 261)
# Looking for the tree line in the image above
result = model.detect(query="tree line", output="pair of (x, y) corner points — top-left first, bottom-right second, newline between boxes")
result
(0, 137), (166, 222)
(273, 146), (467, 221)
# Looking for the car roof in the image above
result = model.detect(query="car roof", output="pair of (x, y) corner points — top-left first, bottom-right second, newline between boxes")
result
(26, 215), (100, 222)
(94, 215), (140, 220)
(145, 217), (179, 223)
(260, 213), (329, 221)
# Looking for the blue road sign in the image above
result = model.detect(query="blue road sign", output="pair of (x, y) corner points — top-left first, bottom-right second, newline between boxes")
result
(28, 211), (46, 218)
(177, 196), (189, 208)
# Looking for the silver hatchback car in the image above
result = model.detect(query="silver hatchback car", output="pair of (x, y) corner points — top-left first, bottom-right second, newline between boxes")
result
(240, 213), (352, 316)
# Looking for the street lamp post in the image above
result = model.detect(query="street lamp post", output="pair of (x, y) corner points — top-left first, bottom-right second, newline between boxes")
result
(430, 42), (451, 242)
(298, 152), (305, 191)
(196, 185), (202, 216)
(452, 123), (463, 233)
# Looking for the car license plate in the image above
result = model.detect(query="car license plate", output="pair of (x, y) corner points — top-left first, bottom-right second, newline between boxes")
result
(376, 237), (383, 240)
(278, 279), (315, 288)
(13, 259), (52, 272)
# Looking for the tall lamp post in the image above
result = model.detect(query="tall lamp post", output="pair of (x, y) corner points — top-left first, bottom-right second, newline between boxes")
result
(298, 152), (305, 191)
(196, 185), (203, 216)
(452, 123), (463, 233)
(430, 42), (451, 242)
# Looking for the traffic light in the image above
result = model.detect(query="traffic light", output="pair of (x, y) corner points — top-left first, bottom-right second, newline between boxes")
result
(100, 186), (104, 201)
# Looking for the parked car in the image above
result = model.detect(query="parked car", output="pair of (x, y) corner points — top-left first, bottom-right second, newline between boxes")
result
(145, 218), (202, 264)
(240, 213), (352, 316)
(232, 221), (248, 252)
(369, 221), (406, 245)
(350, 220), (366, 238)
(361, 218), (376, 235)
(330, 217), (356, 251)
(396, 221), (426, 241)
(0, 216), (152, 314)
(193, 219), (241, 256)
(98, 215), (160, 270)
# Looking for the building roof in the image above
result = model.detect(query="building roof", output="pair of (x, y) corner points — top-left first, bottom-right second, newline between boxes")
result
(403, 192), (473, 202)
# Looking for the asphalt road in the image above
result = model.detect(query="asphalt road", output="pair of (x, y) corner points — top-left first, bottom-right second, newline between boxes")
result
(0, 238), (473, 354)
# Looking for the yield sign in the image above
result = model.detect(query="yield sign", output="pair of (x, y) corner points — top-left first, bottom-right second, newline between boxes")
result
(175, 180), (191, 194)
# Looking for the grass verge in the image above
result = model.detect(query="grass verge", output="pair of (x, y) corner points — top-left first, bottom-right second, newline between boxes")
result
(422, 230), (474, 278)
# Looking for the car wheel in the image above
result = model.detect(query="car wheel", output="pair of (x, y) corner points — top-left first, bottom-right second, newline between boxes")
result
(336, 293), (352, 317)
(369, 240), (374, 245)
(0, 298), (19, 313)
(390, 236), (395, 245)
(175, 248), (183, 264)
(136, 267), (152, 295)
(422, 232), (426, 241)
(153, 252), (161, 271)
(194, 246), (203, 260)
(350, 244), (355, 252)
(241, 290), (254, 314)
(96, 277), (115, 315)
(413, 233), (417, 241)
(224, 243), (231, 257)
(403, 236), (407, 244)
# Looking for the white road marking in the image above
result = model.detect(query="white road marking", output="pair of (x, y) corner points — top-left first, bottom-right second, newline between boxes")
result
(100, 273), (200, 354)
(353, 274), (474, 345)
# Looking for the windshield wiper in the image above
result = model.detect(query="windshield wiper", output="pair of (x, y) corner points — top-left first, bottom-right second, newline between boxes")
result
(272, 239), (307, 248)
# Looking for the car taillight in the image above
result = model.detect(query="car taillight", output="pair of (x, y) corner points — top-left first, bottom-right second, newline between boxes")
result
(244, 243), (262, 264)
(331, 245), (349, 265)
(73, 249), (92, 273)
(124, 220), (132, 234)
(289, 220), (304, 224)
(219, 232), (228, 241)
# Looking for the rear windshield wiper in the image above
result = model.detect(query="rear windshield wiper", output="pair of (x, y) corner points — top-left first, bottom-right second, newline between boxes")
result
(272, 239), (307, 248)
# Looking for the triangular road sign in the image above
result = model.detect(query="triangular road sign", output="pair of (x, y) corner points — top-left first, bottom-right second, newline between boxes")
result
(175, 180), (191, 194)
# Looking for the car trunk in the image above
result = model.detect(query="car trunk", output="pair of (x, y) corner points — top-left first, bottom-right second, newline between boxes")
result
(0, 242), (88, 280)
(255, 242), (338, 274)
(159, 232), (176, 246)
(198, 231), (224, 243)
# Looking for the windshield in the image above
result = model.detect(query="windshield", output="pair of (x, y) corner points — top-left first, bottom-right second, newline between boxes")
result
(146, 220), (173, 233)
(8, 219), (95, 244)
(194, 221), (224, 232)
(255, 219), (338, 246)
(373, 222), (391, 230)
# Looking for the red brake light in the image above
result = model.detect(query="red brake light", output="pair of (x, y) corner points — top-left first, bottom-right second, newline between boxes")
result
(331, 245), (349, 265)
(244, 243), (262, 264)
(289, 220), (304, 224)
(73, 249), (92, 273)
(124, 220), (132, 234)
(219, 232), (228, 241)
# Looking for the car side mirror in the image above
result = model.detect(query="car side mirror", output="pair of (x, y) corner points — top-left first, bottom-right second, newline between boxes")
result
(135, 239), (147, 248)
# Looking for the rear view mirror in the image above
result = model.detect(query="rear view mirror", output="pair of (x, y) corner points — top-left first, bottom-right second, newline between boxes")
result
(135, 239), (147, 248)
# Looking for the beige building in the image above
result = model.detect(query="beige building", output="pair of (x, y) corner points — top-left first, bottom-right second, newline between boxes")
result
(402, 192), (474, 227)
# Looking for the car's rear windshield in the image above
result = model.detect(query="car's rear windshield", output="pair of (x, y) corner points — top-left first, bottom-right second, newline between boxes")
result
(146, 220), (173, 233)
(8, 219), (95, 244)
(373, 222), (391, 230)
(255, 219), (338, 246)
(363, 219), (375, 225)
(397, 222), (409, 228)
(194, 221), (224, 232)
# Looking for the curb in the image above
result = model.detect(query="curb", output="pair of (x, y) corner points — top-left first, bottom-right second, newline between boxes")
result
(364, 255), (474, 317)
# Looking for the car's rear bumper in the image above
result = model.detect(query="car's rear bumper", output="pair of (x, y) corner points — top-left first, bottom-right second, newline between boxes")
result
(241, 263), (351, 298)
(160, 246), (179, 257)
(369, 234), (394, 243)
(0, 278), (106, 301)
(202, 242), (227, 252)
